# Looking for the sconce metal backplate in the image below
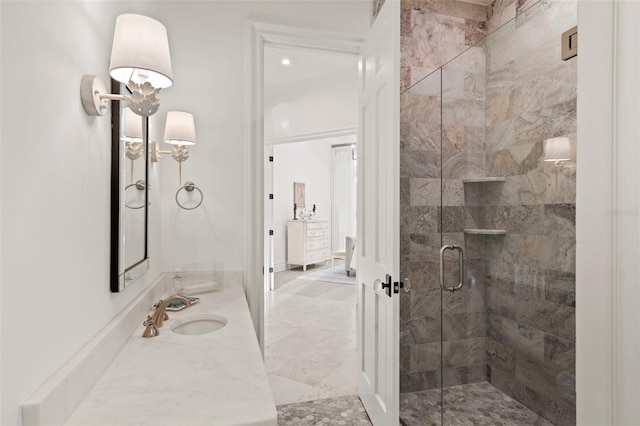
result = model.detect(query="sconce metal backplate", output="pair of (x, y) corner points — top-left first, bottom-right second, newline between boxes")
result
(80, 75), (109, 116)
(562, 26), (577, 61)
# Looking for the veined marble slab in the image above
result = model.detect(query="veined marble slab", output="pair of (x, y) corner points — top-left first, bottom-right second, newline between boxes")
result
(65, 287), (277, 426)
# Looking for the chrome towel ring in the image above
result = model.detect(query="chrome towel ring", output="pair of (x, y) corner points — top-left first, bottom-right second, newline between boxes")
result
(125, 180), (146, 210)
(176, 181), (203, 210)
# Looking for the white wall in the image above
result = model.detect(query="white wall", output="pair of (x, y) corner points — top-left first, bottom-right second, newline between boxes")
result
(577, 1), (640, 424)
(265, 70), (358, 141)
(0, 2), (163, 425)
(272, 139), (333, 270)
(0, 1), (369, 424)
(153, 2), (367, 276)
(0, 2), (3, 421)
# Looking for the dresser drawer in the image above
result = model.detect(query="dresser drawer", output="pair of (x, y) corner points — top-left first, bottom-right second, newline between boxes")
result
(307, 249), (329, 262)
(307, 228), (328, 238)
(306, 221), (328, 230)
(307, 238), (329, 250)
(287, 219), (330, 270)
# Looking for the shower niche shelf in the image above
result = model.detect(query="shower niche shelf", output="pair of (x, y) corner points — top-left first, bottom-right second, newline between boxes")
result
(462, 177), (506, 184)
(464, 229), (507, 235)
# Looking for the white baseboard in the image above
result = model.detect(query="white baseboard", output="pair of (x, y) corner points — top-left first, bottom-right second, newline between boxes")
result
(274, 262), (287, 273)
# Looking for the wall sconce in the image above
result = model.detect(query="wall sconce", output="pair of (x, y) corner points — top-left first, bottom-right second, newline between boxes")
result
(152, 111), (204, 210)
(80, 14), (173, 117)
(151, 111), (196, 183)
(163, 111), (196, 146)
(543, 136), (572, 166)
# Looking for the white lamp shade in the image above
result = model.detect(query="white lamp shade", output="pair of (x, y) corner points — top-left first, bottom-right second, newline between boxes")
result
(164, 111), (196, 145)
(544, 137), (572, 162)
(123, 107), (143, 142)
(109, 14), (173, 89)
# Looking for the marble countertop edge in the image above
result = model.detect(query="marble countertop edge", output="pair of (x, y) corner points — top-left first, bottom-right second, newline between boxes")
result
(65, 287), (277, 426)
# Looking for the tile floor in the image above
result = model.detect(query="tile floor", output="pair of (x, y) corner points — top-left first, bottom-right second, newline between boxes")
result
(265, 262), (358, 405)
(400, 382), (553, 426)
(277, 394), (372, 425)
(267, 265), (554, 425)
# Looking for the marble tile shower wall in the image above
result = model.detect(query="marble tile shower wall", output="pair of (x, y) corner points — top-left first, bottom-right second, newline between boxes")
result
(400, 0), (488, 92)
(399, 0), (488, 394)
(399, 1), (577, 424)
(482, 1), (577, 425)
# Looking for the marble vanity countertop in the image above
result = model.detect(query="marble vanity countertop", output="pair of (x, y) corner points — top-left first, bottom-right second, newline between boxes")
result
(65, 286), (277, 426)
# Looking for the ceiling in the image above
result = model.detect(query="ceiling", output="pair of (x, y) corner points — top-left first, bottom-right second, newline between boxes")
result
(264, 45), (358, 89)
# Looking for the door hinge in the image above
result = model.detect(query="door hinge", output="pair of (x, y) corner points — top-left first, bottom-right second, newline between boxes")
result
(269, 229), (274, 236)
(269, 193), (274, 200)
(269, 267), (274, 273)
(269, 156), (274, 162)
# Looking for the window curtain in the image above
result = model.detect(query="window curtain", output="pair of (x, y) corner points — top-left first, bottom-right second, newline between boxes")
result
(332, 145), (356, 251)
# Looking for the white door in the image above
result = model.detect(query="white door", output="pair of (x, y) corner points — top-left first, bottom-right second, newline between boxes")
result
(356, 1), (400, 425)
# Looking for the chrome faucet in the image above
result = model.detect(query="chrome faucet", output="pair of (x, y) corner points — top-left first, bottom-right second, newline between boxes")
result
(142, 295), (194, 338)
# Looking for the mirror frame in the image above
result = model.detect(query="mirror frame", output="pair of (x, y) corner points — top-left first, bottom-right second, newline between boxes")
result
(110, 79), (150, 292)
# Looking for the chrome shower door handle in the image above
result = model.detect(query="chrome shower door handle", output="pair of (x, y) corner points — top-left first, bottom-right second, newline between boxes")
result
(439, 244), (464, 292)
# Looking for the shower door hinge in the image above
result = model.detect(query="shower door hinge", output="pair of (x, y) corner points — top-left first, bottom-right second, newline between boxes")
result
(269, 267), (274, 273)
(269, 193), (274, 200)
(269, 156), (274, 162)
(269, 229), (274, 236)
(394, 279), (411, 294)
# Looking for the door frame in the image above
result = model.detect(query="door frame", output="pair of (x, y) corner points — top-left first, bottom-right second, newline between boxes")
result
(265, 130), (358, 281)
(246, 20), (363, 352)
(576, 1), (640, 424)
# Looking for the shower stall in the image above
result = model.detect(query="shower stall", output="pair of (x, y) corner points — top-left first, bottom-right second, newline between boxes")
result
(398, 0), (577, 424)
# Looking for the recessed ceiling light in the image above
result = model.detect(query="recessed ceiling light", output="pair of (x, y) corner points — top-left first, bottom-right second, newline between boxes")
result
(281, 58), (291, 66)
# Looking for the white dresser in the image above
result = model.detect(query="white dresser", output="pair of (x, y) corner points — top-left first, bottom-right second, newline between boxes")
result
(287, 220), (330, 271)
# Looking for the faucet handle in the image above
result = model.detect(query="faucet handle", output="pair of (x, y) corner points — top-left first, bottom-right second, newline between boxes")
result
(142, 315), (158, 338)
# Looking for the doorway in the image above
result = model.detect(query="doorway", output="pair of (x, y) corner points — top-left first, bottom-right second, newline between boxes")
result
(262, 44), (361, 407)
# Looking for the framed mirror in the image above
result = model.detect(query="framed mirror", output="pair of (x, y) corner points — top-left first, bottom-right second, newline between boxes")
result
(111, 79), (149, 292)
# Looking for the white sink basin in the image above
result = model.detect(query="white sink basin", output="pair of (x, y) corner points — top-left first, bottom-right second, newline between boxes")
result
(171, 314), (227, 335)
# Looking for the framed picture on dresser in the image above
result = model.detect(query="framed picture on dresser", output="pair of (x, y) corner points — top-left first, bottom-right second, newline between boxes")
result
(293, 182), (305, 208)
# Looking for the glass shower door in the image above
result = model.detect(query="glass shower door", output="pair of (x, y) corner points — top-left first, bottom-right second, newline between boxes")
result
(437, 0), (577, 424)
(398, 67), (444, 425)
(439, 36), (489, 425)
